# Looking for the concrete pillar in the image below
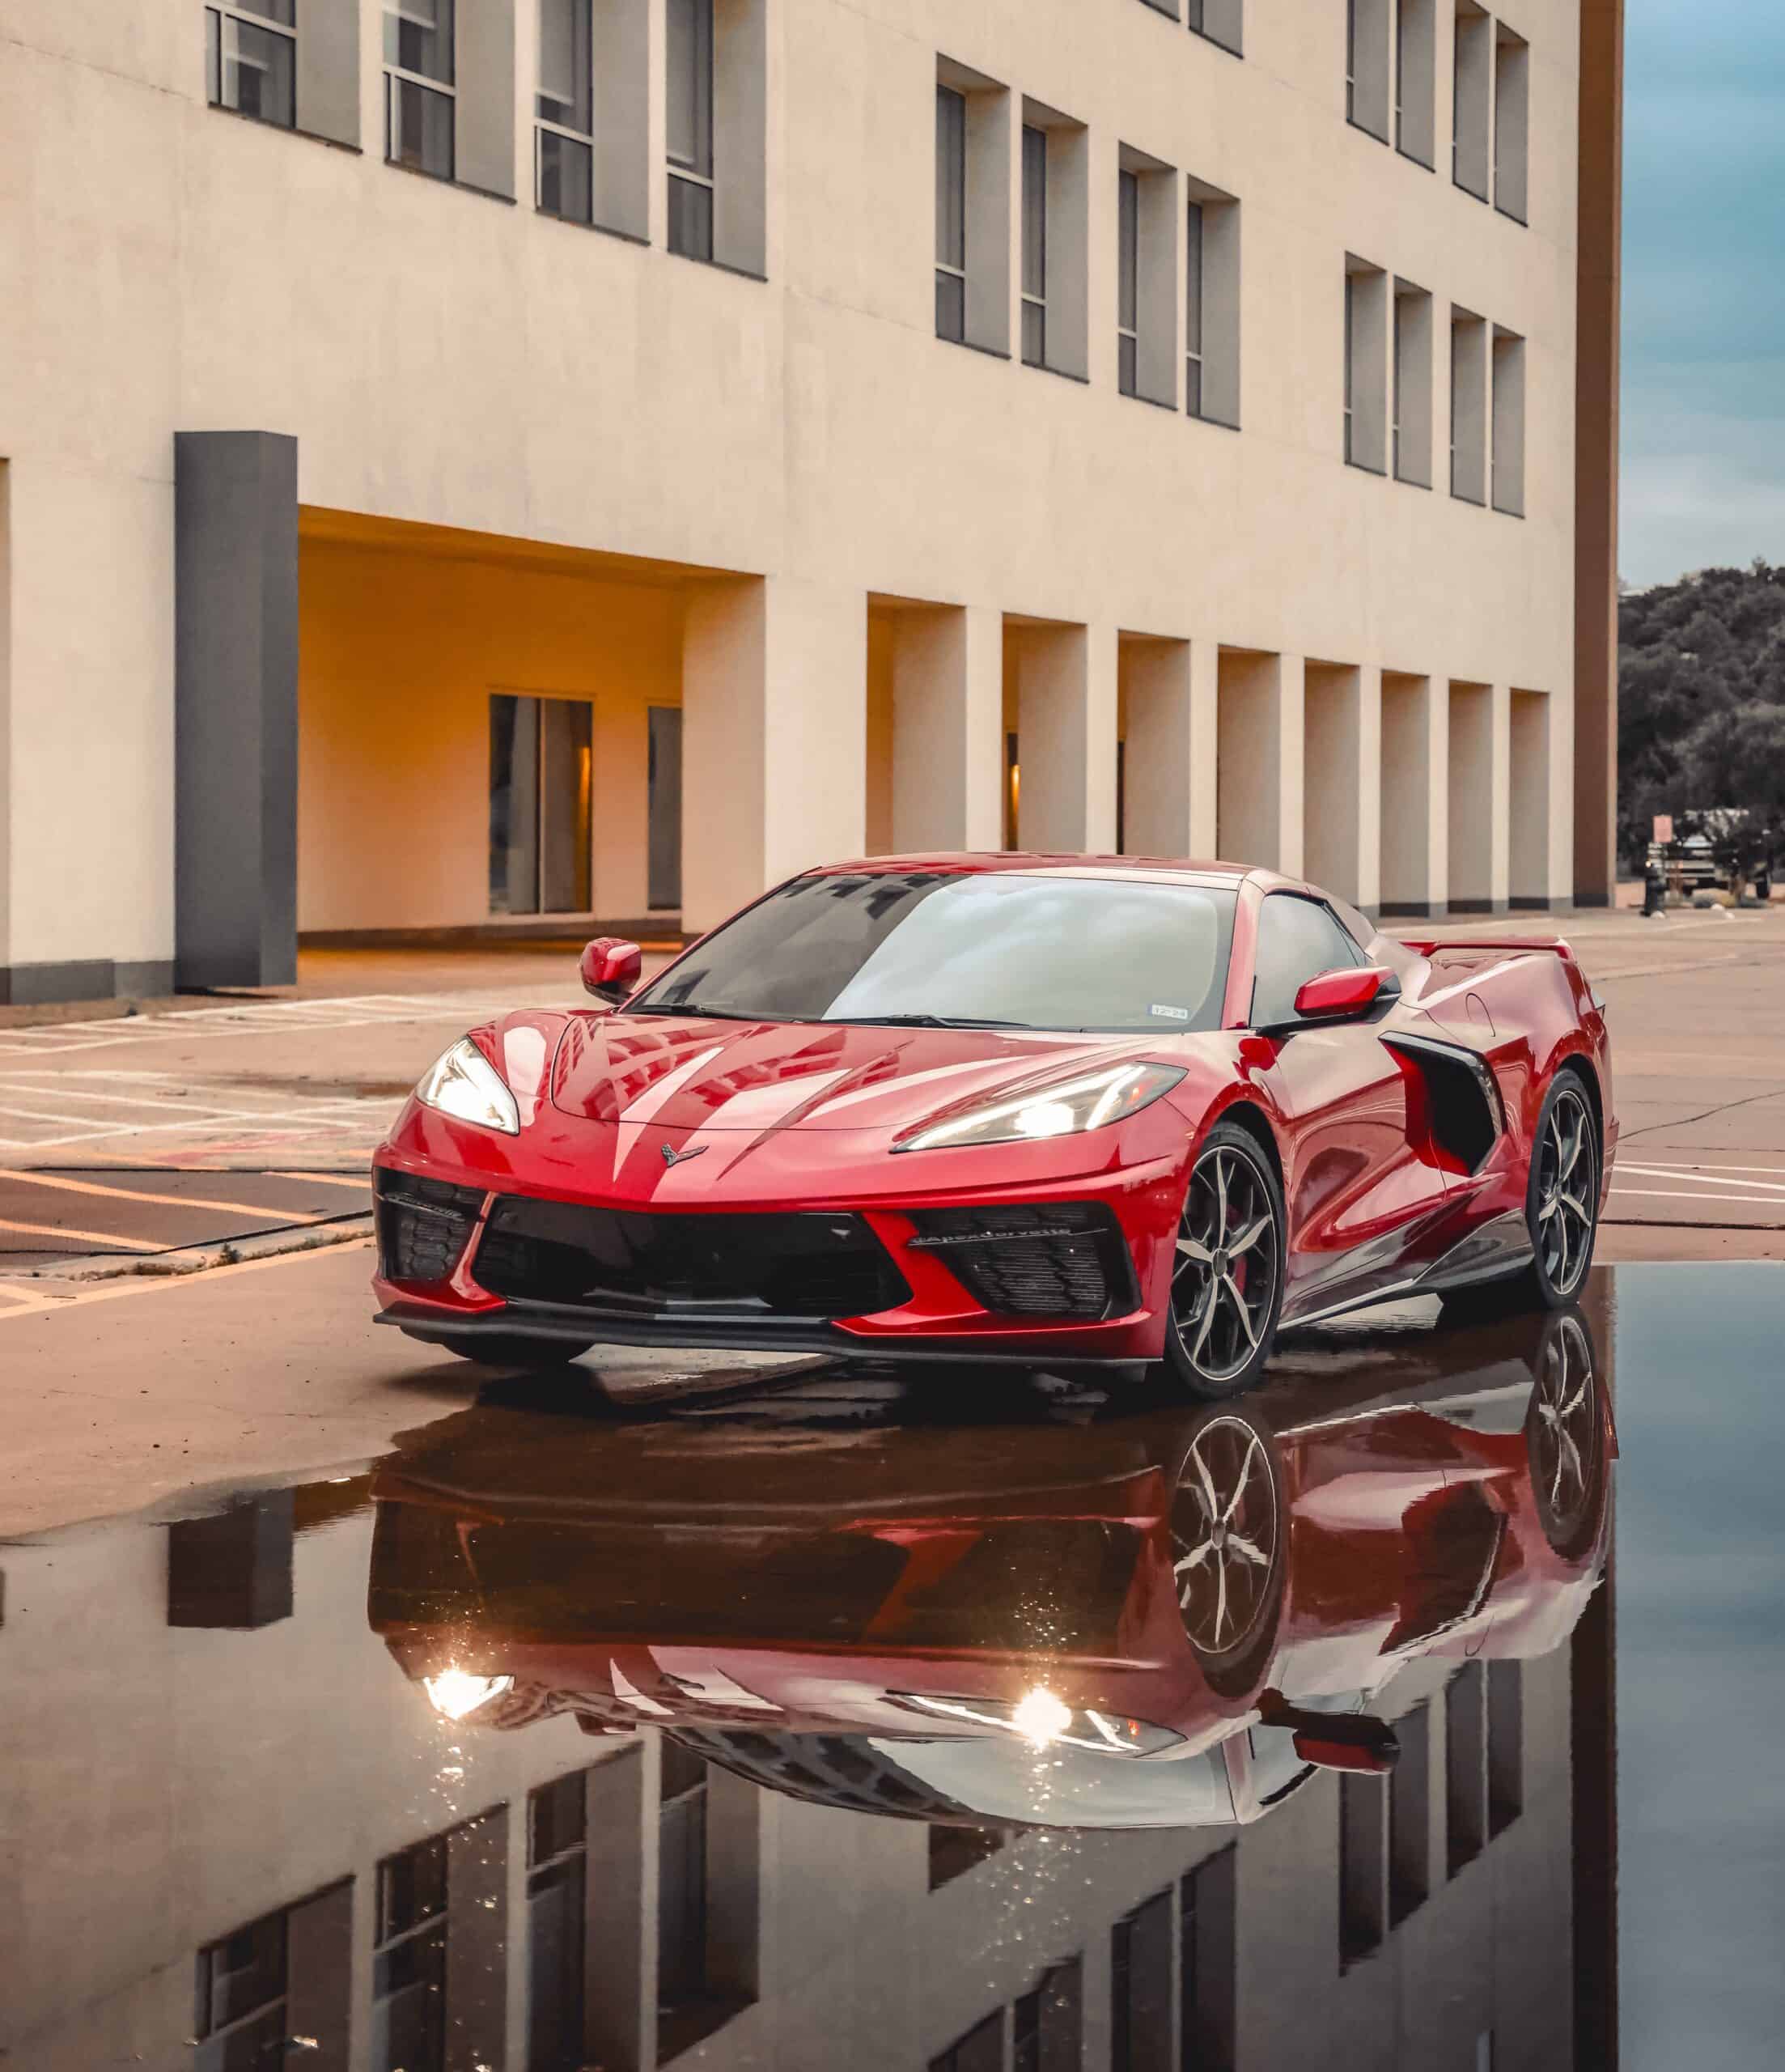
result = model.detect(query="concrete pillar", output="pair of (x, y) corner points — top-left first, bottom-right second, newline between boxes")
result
(1119, 636), (1197, 857)
(889, 604), (1003, 851)
(1012, 620), (1117, 851)
(1509, 689), (1553, 907)
(681, 575), (866, 931)
(1215, 649), (1302, 875)
(1448, 680), (1507, 912)
(1303, 662), (1381, 911)
(175, 431), (299, 991)
(1380, 672), (1448, 916)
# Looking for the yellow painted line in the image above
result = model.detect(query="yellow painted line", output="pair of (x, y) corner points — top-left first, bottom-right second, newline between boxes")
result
(0, 1235), (375, 1321)
(0, 1167), (326, 1222)
(0, 1214), (148, 1250)
(265, 1169), (374, 1191)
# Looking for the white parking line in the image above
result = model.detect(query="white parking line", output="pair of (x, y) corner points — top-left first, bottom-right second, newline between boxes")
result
(1618, 1165), (1785, 1196)
(0, 992), (573, 1057)
(1609, 1187), (1785, 1212)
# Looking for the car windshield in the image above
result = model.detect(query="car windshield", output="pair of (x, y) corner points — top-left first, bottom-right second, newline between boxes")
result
(630, 869), (1237, 1034)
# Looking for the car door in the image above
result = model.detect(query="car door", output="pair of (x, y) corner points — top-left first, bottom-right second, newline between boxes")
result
(1247, 893), (1453, 1319)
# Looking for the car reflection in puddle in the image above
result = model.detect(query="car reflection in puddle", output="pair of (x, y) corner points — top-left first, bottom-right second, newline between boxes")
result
(372, 1308), (1613, 1844)
(2, 1301), (1618, 2072)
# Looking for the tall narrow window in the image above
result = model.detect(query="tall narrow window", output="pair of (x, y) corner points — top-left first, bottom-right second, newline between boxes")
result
(931, 2014), (1004, 2072)
(1494, 23), (1530, 223)
(384, 0), (454, 180)
(1021, 125), (1047, 368)
(1389, 1700), (1432, 1926)
(666, 0), (714, 260)
(1346, 0), (1390, 141)
(1013, 1959), (1082, 2072)
(373, 1835), (449, 2072)
(490, 695), (593, 915)
(1446, 1661), (1489, 1875)
(1117, 168), (1139, 396)
(537, 0), (593, 223)
(1339, 1770), (1388, 1968)
(193, 1909), (289, 2070)
(1189, 0), (1244, 55)
(1452, 1), (1491, 199)
(1181, 1851), (1237, 2071)
(1110, 1891), (1172, 2071)
(935, 86), (968, 342)
(1487, 1658), (1524, 1833)
(1450, 304), (1488, 503)
(528, 1772), (589, 2072)
(1185, 199), (1204, 416)
(1491, 325), (1526, 516)
(658, 1742), (712, 2042)
(1396, 0), (1436, 166)
(206, 3), (297, 128)
(647, 706), (684, 911)
(1344, 257), (1388, 470)
(1393, 278), (1433, 486)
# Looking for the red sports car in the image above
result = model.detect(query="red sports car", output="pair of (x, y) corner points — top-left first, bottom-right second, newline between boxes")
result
(371, 856), (1616, 1399)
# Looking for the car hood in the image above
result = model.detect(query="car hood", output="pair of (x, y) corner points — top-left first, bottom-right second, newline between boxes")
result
(545, 1011), (1169, 1136)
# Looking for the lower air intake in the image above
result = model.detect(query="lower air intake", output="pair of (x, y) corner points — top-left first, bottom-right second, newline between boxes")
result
(375, 1170), (485, 1286)
(905, 1203), (1138, 1320)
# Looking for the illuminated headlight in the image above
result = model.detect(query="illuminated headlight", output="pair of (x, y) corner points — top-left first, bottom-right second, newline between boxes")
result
(416, 1038), (520, 1136)
(889, 1690), (1181, 1756)
(423, 1670), (514, 1721)
(897, 1062), (1185, 1153)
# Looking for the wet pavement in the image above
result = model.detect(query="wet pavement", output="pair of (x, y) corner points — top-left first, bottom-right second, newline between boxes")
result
(0, 1264), (1779, 2070)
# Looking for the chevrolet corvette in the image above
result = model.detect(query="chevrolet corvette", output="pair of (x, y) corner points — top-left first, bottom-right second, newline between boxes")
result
(371, 855), (1616, 1399)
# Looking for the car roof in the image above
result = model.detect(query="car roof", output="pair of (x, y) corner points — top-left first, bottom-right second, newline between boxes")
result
(803, 851), (1302, 894)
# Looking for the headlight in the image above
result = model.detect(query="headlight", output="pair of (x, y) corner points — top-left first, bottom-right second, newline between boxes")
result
(889, 1689), (1181, 1757)
(896, 1062), (1185, 1153)
(423, 1670), (514, 1721)
(416, 1038), (520, 1136)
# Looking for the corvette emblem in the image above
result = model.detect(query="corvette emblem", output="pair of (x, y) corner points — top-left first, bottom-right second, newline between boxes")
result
(660, 1142), (708, 1167)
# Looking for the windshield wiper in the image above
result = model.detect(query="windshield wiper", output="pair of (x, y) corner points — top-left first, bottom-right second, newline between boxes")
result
(824, 1013), (1035, 1030)
(625, 1001), (771, 1021)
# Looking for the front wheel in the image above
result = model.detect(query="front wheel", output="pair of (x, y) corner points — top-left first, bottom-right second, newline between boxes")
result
(401, 1328), (595, 1369)
(1162, 1123), (1286, 1400)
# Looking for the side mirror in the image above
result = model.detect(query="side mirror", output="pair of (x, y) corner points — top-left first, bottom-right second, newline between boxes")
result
(1291, 963), (1399, 1023)
(580, 936), (642, 1006)
(1258, 1696), (1401, 1776)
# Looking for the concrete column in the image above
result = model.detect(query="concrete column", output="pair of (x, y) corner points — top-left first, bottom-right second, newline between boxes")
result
(1013, 620), (1117, 851)
(1119, 636), (1194, 857)
(1448, 680), (1506, 912)
(174, 431), (299, 991)
(681, 575), (866, 931)
(1215, 649), (1302, 875)
(889, 604), (1003, 851)
(1303, 662), (1380, 910)
(1380, 672), (1448, 916)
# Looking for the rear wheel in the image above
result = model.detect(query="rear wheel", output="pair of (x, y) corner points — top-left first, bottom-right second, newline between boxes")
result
(1162, 1123), (1286, 1400)
(1168, 1408), (1287, 1695)
(401, 1328), (594, 1369)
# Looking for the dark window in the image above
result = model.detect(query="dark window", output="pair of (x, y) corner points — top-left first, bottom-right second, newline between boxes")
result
(630, 869), (1238, 1034)
(929, 1824), (1004, 1891)
(1487, 1659), (1523, 1834)
(193, 1910), (287, 2071)
(489, 694), (593, 915)
(1185, 200), (1204, 417)
(1110, 1889), (1172, 2072)
(1389, 1700), (1431, 1926)
(206, 4), (296, 129)
(1181, 1850), (1236, 2070)
(658, 1742), (710, 2010)
(1338, 1769), (1388, 1968)
(1446, 1661), (1488, 1874)
(528, 1772), (589, 2072)
(537, 0), (594, 222)
(373, 1836), (449, 2072)
(384, 0), (455, 180)
(931, 2011), (1005, 2072)
(1021, 124), (1047, 367)
(648, 705), (685, 911)
(935, 86), (967, 342)
(1014, 1957), (1082, 2072)
(1117, 169), (1139, 395)
(1249, 894), (1364, 1028)
(666, 0), (714, 258)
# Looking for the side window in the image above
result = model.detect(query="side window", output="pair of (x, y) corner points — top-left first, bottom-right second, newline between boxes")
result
(1250, 896), (1362, 1027)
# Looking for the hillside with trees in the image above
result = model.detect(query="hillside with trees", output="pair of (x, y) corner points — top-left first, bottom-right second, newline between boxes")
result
(1619, 562), (1785, 867)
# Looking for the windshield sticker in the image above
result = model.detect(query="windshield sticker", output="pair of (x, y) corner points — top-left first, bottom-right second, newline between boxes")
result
(1148, 1004), (1191, 1021)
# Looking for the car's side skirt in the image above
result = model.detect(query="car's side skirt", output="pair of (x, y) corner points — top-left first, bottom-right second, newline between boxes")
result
(1282, 1208), (1535, 1331)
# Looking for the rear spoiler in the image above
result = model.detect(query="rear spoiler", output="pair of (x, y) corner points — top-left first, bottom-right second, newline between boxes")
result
(1395, 936), (1576, 959)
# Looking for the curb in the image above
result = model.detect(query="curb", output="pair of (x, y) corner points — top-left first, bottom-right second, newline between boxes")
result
(14, 1214), (375, 1286)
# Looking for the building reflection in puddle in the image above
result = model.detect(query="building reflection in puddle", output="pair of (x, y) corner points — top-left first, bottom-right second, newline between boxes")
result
(1, 1301), (1616, 2072)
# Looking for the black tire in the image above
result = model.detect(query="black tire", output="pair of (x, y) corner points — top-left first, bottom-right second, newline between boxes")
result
(1439, 1067), (1601, 1319)
(401, 1328), (595, 1369)
(1162, 1120), (1287, 1401)
(1167, 1407), (1288, 1696)
(1525, 1310), (1609, 1559)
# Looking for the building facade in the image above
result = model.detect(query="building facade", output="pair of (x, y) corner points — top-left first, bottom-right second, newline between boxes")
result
(0, 0), (1624, 1005)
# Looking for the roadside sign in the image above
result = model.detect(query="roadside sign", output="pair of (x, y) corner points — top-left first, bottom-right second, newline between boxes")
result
(1652, 814), (1674, 843)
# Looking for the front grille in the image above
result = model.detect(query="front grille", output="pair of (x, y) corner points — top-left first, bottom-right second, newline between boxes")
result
(905, 1203), (1137, 1320)
(472, 1198), (910, 1319)
(375, 1170), (485, 1285)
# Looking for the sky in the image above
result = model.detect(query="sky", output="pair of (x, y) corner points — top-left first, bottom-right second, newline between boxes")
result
(1620, 1), (1785, 587)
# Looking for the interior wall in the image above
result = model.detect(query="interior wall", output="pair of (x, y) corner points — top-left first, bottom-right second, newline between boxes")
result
(299, 538), (681, 932)
(865, 609), (896, 854)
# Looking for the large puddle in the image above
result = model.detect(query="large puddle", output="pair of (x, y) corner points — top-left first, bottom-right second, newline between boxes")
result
(2, 1263), (1779, 2071)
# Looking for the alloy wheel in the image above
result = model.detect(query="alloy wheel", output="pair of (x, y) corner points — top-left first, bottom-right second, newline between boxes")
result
(1534, 1085), (1596, 1298)
(1171, 1144), (1281, 1385)
(1529, 1312), (1600, 1539)
(1170, 1416), (1280, 1658)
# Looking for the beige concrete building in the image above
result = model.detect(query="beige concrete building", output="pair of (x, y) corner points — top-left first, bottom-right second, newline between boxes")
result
(0, 0), (1623, 1004)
